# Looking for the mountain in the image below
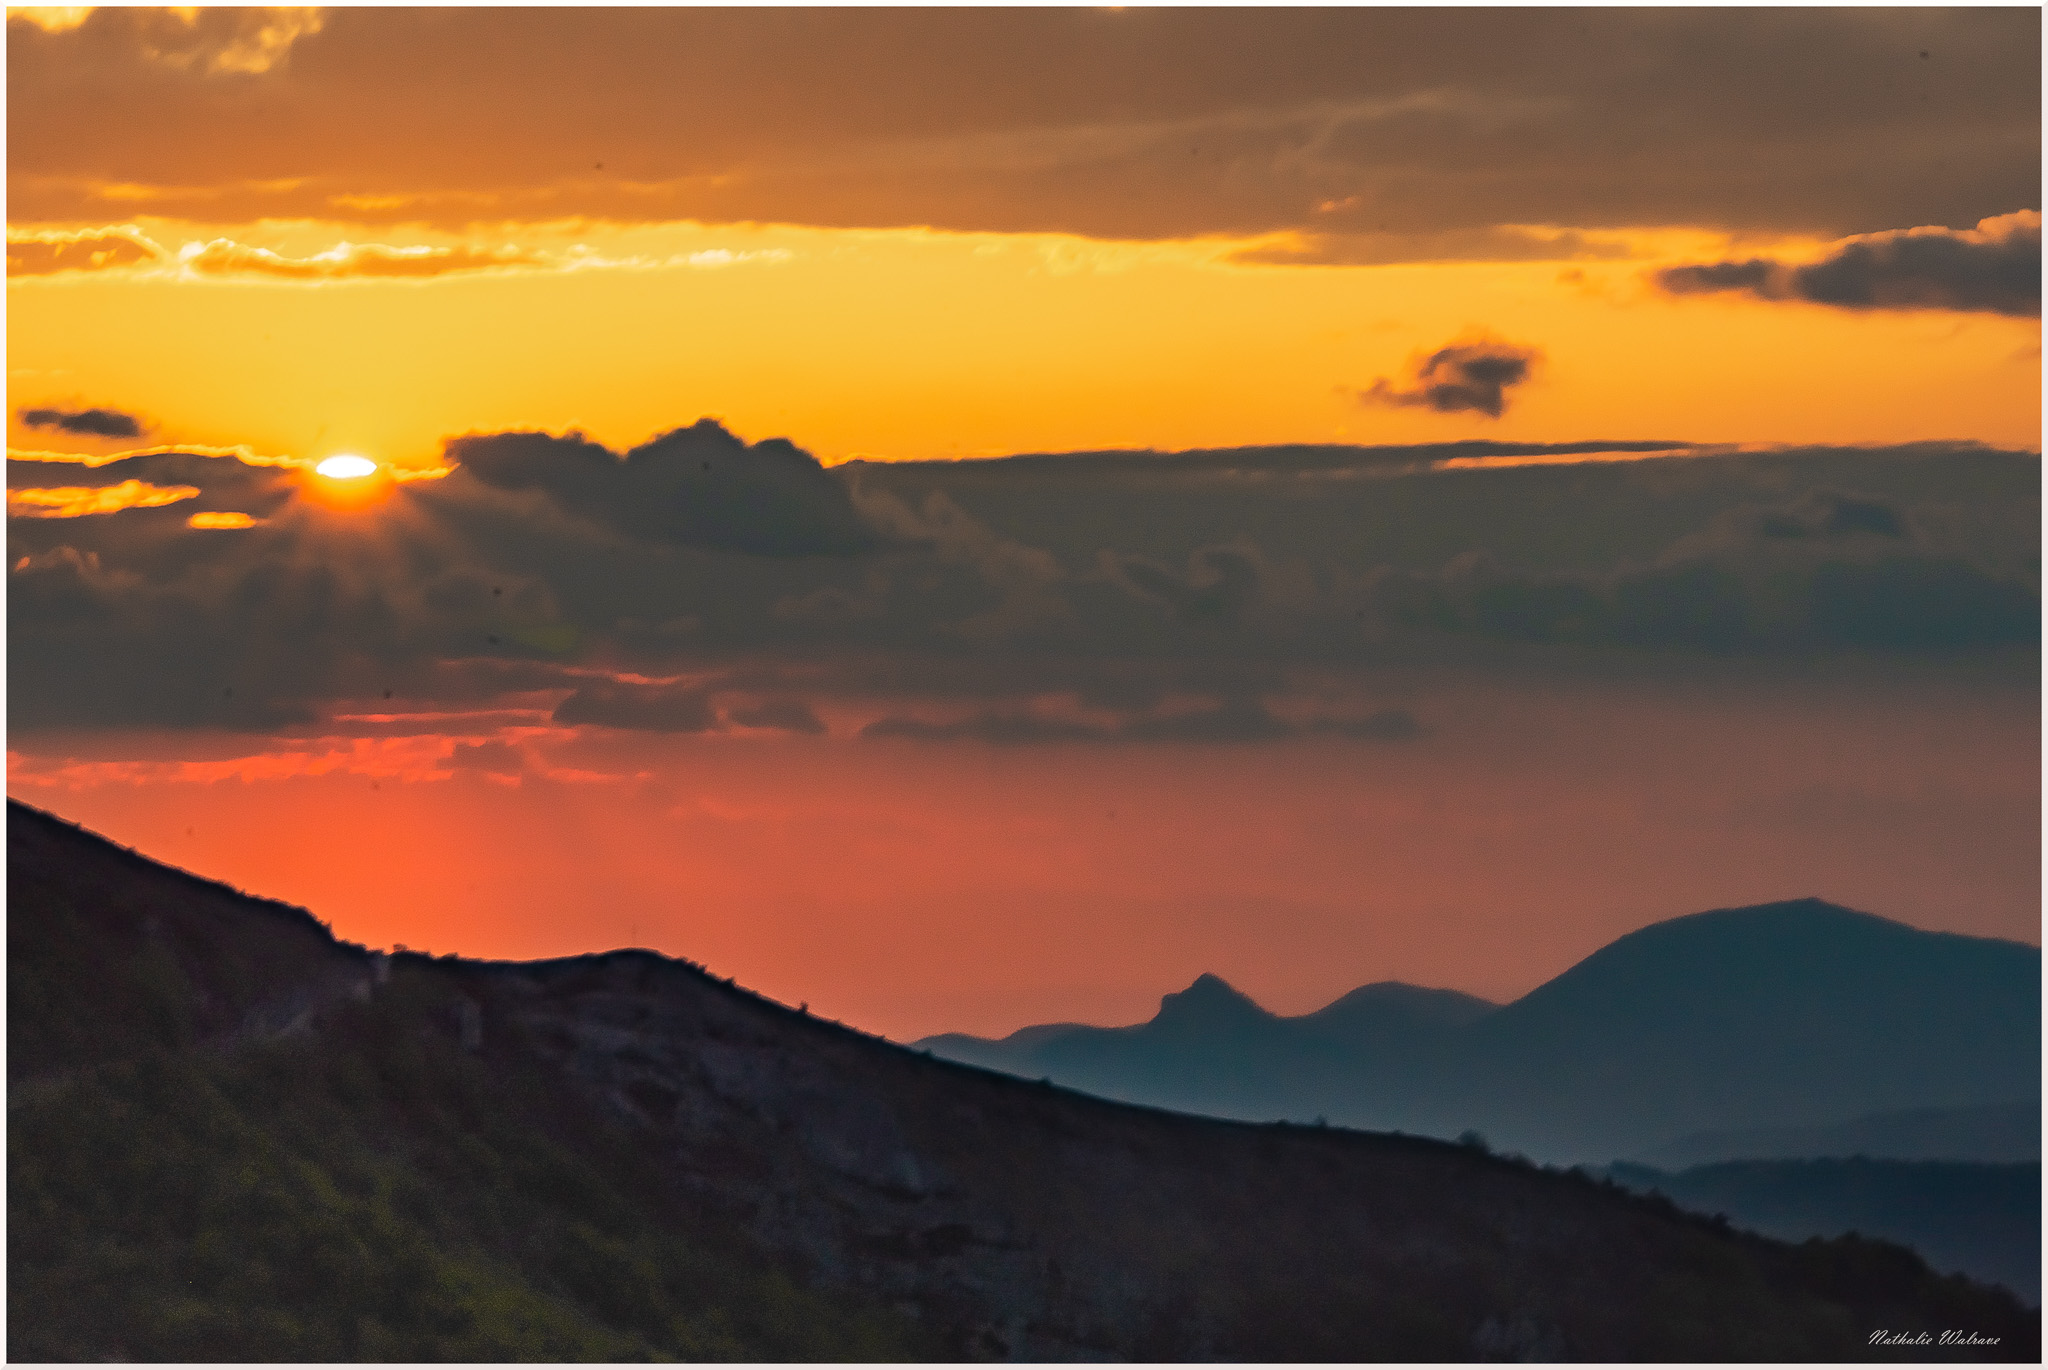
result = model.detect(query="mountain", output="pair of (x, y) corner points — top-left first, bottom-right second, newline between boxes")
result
(1299, 979), (1499, 1043)
(1450, 901), (2041, 1159)
(1606, 1159), (2042, 1302)
(918, 900), (2042, 1162)
(1638, 1102), (2043, 1170)
(9, 799), (2039, 1361)
(919, 973), (1493, 1129)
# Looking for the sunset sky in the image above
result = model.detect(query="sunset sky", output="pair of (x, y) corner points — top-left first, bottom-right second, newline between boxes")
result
(8, 7), (2040, 1039)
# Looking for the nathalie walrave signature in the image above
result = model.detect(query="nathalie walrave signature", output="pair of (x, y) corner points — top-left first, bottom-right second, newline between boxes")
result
(1870, 1329), (2002, 1347)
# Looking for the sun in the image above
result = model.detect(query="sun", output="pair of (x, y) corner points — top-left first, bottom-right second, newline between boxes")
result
(305, 452), (394, 511)
(316, 454), (379, 479)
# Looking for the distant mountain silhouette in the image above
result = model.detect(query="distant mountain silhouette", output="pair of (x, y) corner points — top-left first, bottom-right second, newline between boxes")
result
(1639, 1102), (2043, 1170)
(918, 900), (2041, 1163)
(1454, 902), (2041, 1159)
(1299, 980), (1499, 1043)
(11, 799), (2037, 1360)
(1607, 1159), (2041, 1302)
(919, 973), (1492, 1127)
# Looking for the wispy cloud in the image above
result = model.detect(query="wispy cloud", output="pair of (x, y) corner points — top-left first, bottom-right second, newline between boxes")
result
(7, 478), (200, 518)
(861, 699), (1421, 745)
(6, 225), (792, 282)
(176, 238), (548, 280)
(4, 734), (464, 790)
(186, 510), (261, 530)
(8, 443), (448, 480)
(1232, 225), (1638, 268)
(5, 226), (162, 276)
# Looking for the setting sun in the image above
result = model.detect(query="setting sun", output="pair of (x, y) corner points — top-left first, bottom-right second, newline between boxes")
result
(316, 454), (377, 479)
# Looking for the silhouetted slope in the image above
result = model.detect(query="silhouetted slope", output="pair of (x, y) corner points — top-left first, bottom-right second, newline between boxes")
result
(8, 803), (926, 1362)
(8, 798), (367, 1082)
(920, 900), (2041, 1163)
(9, 801), (2039, 1361)
(1608, 1160), (2042, 1303)
(1639, 1102), (2042, 1169)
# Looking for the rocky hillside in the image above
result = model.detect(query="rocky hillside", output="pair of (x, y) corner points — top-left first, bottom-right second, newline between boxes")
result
(9, 800), (2038, 1361)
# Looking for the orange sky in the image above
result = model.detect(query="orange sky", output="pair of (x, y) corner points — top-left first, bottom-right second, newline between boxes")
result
(9, 9), (2040, 467)
(7, 8), (2040, 1041)
(8, 217), (2040, 469)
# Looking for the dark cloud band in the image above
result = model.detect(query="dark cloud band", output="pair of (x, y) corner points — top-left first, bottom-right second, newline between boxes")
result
(6, 429), (2037, 736)
(1657, 212), (2042, 317)
(861, 701), (1423, 746)
(8, 10), (2038, 250)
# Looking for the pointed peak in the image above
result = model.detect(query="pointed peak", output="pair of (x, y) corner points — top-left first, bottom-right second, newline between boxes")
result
(1152, 972), (1272, 1028)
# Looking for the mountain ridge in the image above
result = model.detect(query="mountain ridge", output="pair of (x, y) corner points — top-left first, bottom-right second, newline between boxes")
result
(915, 898), (2041, 1162)
(10, 799), (2039, 1360)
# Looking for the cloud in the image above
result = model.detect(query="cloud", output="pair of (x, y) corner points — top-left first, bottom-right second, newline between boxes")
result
(7, 10), (2038, 247)
(9, 5), (323, 74)
(169, 6), (325, 77)
(1805, 558), (2041, 650)
(841, 438), (1691, 483)
(1120, 699), (1422, 744)
(1230, 225), (1635, 268)
(551, 681), (719, 733)
(9, 9), (94, 35)
(1360, 336), (1542, 419)
(440, 419), (884, 557)
(8, 446), (301, 524)
(176, 238), (547, 280)
(1380, 485), (2039, 654)
(1110, 547), (1264, 622)
(6, 426), (2035, 737)
(725, 699), (829, 734)
(447, 739), (525, 775)
(3, 226), (750, 283)
(862, 713), (1106, 745)
(549, 680), (830, 736)
(6, 227), (163, 276)
(18, 405), (147, 438)
(861, 697), (1423, 745)
(7, 441), (300, 469)
(1752, 491), (1908, 542)
(1656, 212), (2042, 317)
(186, 510), (261, 530)
(7, 479), (199, 518)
